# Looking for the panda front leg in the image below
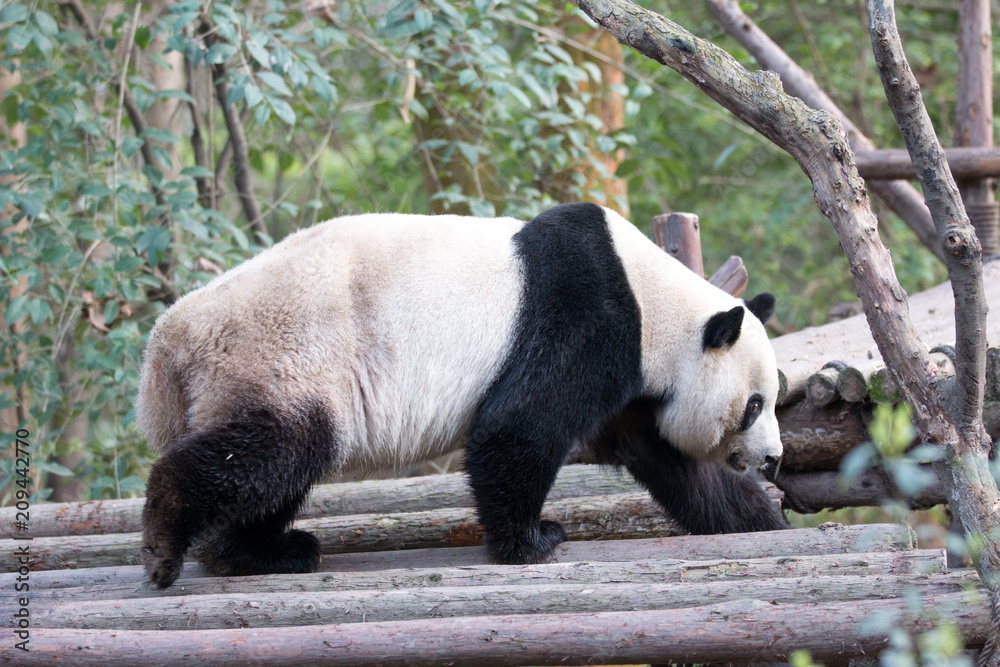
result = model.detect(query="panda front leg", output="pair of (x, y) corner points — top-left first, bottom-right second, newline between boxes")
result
(592, 399), (788, 534)
(463, 421), (572, 564)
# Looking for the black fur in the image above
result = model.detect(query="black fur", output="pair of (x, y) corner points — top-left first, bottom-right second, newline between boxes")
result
(464, 202), (644, 564)
(590, 398), (788, 534)
(141, 400), (336, 588)
(703, 306), (745, 350)
(745, 292), (776, 325)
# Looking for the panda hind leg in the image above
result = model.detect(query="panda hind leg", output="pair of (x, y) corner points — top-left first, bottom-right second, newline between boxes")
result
(141, 401), (336, 588)
(195, 491), (322, 577)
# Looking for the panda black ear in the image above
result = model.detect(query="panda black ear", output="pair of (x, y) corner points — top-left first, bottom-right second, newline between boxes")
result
(703, 306), (745, 350)
(745, 293), (776, 325)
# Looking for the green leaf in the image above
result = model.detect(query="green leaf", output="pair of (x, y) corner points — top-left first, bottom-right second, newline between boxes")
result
(254, 103), (271, 126)
(258, 71), (292, 96)
(113, 256), (144, 272)
(4, 295), (29, 324)
(414, 7), (433, 31)
(0, 4), (28, 24)
(140, 128), (180, 144)
(312, 75), (336, 103)
(268, 97), (296, 125)
(134, 25), (152, 49)
(7, 25), (33, 54)
(103, 300), (120, 326)
(121, 136), (144, 158)
(456, 141), (483, 166)
(458, 69), (477, 86)
(226, 83), (245, 108)
(14, 192), (43, 217)
(246, 40), (271, 68)
(205, 42), (235, 65)
(80, 182), (113, 197)
(244, 83), (263, 108)
(150, 145), (174, 171)
(180, 166), (213, 178)
(135, 226), (171, 265)
(27, 298), (51, 324)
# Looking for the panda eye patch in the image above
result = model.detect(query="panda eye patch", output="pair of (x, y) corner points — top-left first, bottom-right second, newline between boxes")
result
(739, 394), (764, 431)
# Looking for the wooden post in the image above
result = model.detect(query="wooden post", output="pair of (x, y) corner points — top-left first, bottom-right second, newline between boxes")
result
(652, 212), (704, 277)
(955, 0), (998, 256)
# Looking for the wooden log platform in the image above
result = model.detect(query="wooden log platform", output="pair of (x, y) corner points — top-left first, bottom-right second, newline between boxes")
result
(2, 467), (988, 665)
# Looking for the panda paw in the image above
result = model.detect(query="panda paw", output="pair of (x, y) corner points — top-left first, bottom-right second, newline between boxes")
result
(487, 520), (568, 565)
(141, 541), (184, 589)
(281, 529), (323, 573)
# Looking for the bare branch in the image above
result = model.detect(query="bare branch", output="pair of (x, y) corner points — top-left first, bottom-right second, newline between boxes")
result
(204, 33), (266, 243)
(184, 56), (212, 210)
(708, 0), (945, 262)
(61, 0), (166, 211)
(866, 0), (988, 446)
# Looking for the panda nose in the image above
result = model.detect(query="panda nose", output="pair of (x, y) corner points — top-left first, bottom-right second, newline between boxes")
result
(762, 454), (780, 482)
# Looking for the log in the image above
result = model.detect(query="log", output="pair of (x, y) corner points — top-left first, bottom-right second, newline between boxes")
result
(770, 259), (1000, 406)
(777, 468), (947, 513)
(777, 401), (868, 471)
(869, 366), (901, 405)
(29, 571), (977, 630)
(23, 550), (948, 603)
(805, 361), (845, 406)
(780, 391), (1000, 474)
(0, 464), (643, 539)
(653, 212), (704, 278)
(707, 255), (748, 298)
(836, 366), (869, 403)
(11, 590), (984, 666)
(8, 523), (915, 591)
(854, 147), (1000, 181)
(0, 492), (682, 572)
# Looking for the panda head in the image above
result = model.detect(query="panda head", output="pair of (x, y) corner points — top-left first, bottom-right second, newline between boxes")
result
(657, 292), (782, 475)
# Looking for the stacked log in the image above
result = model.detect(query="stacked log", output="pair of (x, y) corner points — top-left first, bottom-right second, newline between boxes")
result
(767, 259), (1000, 513)
(1, 465), (986, 665)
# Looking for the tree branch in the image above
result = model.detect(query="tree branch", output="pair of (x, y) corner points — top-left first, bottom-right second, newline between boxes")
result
(708, 0), (945, 263)
(184, 56), (212, 210)
(204, 33), (266, 243)
(572, 2), (1000, 652)
(866, 0), (989, 448)
(61, 0), (166, 212)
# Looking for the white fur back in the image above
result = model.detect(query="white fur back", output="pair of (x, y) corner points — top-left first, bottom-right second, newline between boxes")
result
(137, 214), (525, 474)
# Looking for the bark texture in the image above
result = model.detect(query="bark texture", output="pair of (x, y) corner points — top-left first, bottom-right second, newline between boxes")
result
(707, 0), (944, 262)
(11, 592), (984, 666)
(6, 522), (913, 591)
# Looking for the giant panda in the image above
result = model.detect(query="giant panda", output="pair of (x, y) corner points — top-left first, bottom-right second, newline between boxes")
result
(136, 202), (787, 589)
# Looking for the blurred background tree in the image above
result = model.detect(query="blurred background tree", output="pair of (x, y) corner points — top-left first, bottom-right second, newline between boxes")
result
(0, 0), (971, 501)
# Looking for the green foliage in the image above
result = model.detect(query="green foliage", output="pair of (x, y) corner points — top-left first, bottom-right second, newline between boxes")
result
(0, 0), (967, 505)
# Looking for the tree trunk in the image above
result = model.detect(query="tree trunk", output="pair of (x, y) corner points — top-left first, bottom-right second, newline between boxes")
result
(569, 3), (1000, 660)
(954, 0), (998, 256)
(708, 0), (945, 263)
